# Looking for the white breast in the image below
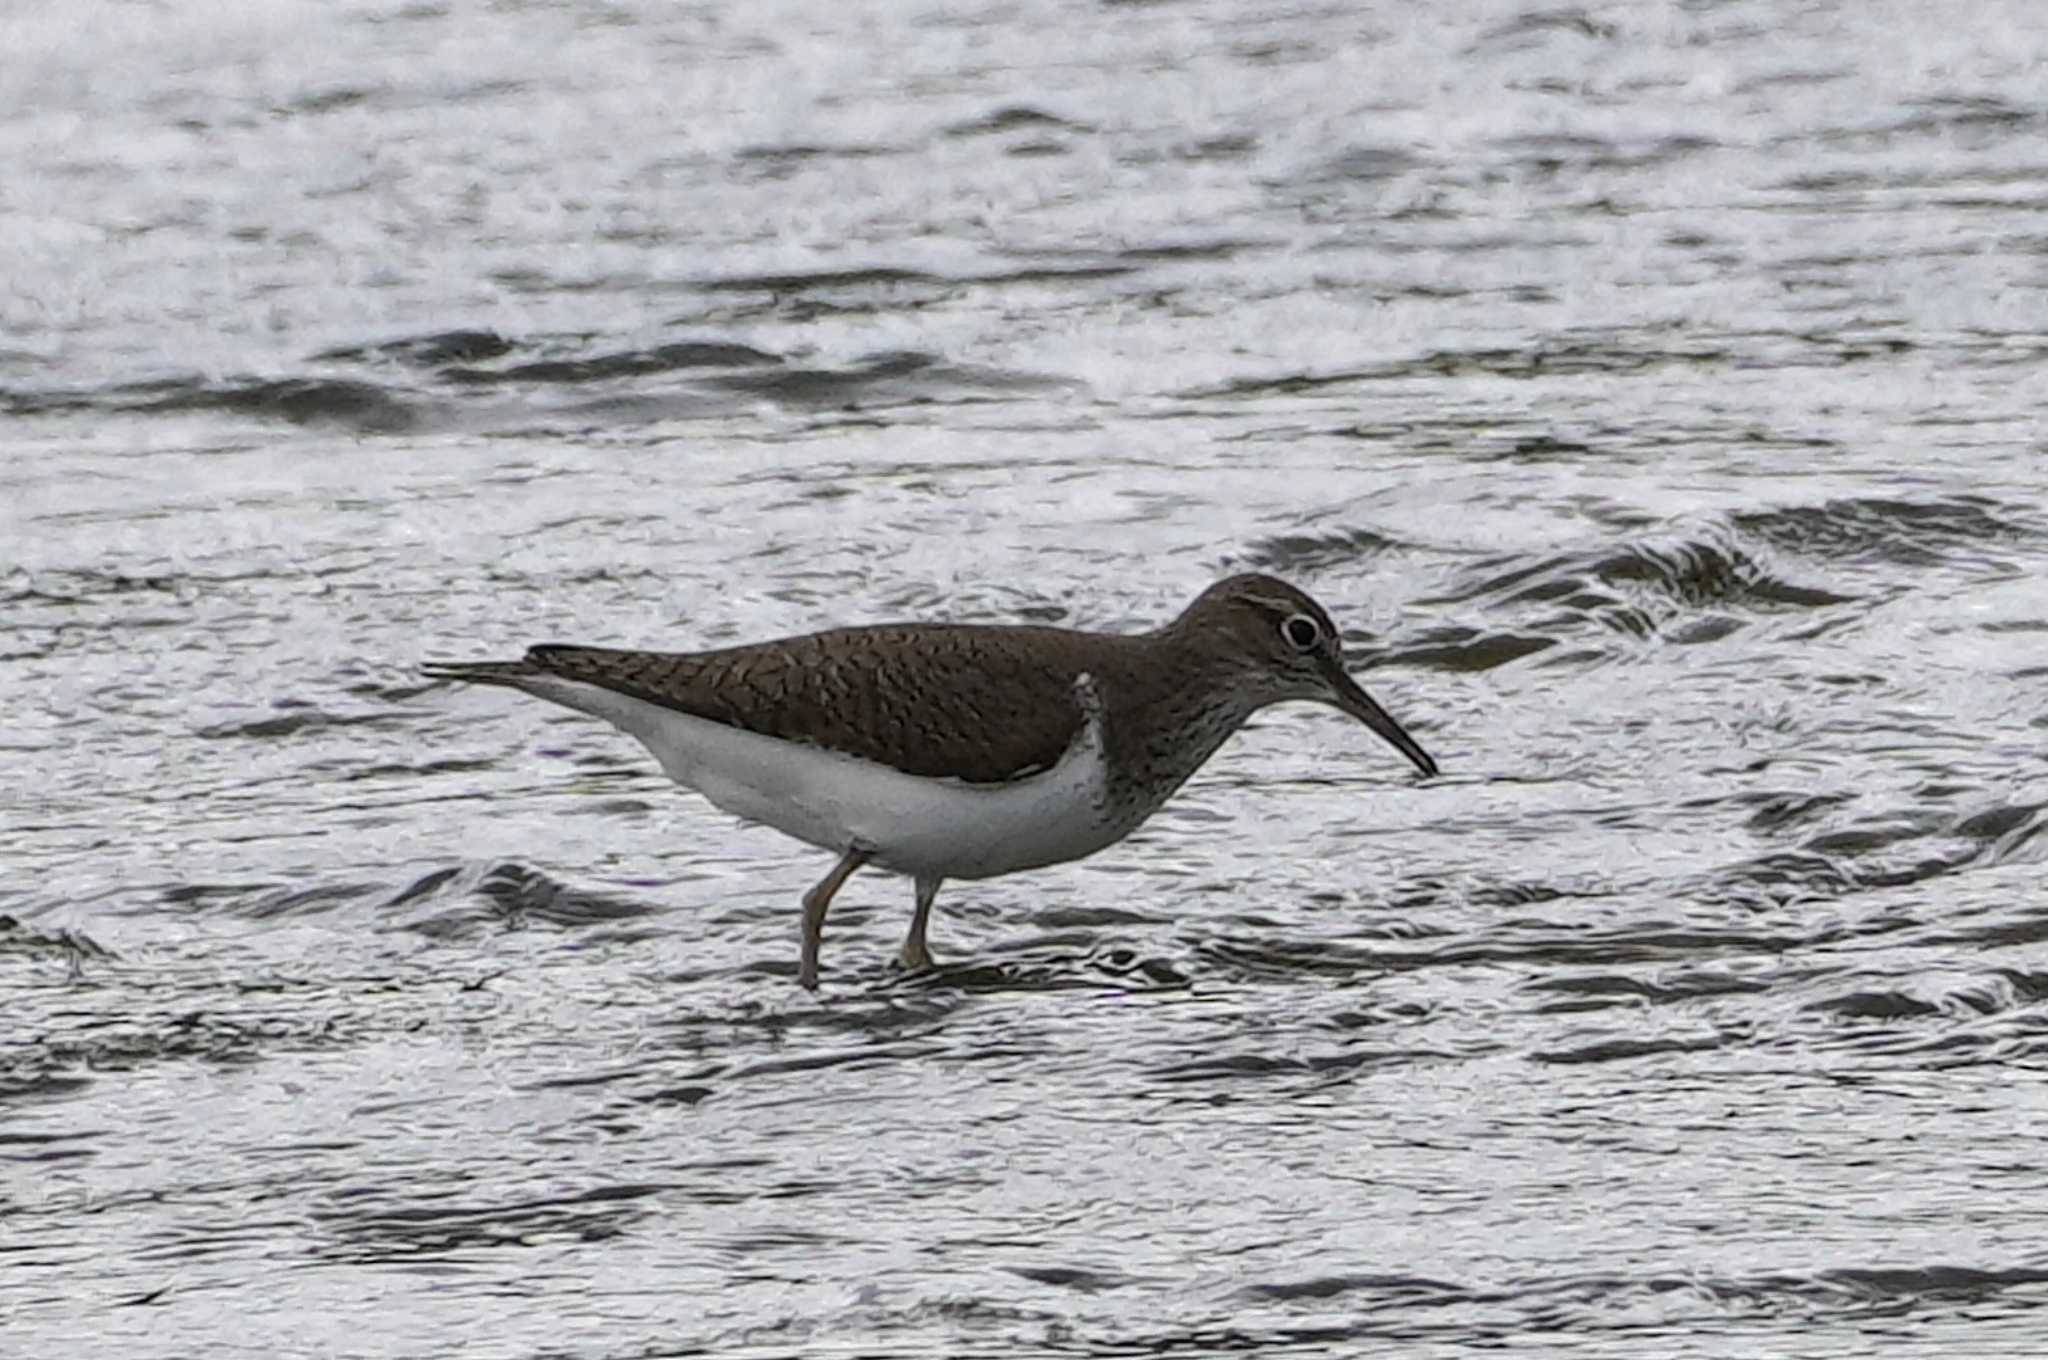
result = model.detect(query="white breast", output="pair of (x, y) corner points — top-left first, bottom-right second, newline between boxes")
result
(512, 673), (1127, 881)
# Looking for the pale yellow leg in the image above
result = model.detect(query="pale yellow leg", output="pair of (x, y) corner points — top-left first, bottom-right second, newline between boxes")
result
(799, 847), (869, 990)
(899, 875), (942, 972)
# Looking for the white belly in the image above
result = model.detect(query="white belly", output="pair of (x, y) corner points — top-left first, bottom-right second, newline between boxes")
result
(515, 675), (1126, 880)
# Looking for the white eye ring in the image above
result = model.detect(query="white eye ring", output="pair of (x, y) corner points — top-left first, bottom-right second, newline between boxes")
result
(1281, 614), (1321, 651)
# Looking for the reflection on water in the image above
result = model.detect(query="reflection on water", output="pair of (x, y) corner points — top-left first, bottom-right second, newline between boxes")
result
(5, 0), (2047, 1354)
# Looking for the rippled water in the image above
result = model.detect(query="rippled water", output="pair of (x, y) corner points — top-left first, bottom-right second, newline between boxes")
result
(7, 1), (2048, 1354)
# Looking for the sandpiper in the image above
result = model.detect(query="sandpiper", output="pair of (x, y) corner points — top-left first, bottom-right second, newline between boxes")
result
(424, 573), (1438, 989)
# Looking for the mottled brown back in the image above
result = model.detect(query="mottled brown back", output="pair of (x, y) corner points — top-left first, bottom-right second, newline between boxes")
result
(528, 625), (1129, 785)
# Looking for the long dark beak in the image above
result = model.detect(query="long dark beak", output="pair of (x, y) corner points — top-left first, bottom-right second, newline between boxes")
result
(1322, 661), (1439, 778)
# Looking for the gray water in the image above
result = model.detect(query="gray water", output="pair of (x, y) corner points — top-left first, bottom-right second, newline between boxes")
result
(6, 1), (2048, 1355)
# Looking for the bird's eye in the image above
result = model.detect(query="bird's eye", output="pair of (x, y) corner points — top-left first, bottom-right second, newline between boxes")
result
(1281, 614), (1321, 651)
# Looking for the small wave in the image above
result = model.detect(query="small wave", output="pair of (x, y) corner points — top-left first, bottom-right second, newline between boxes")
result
(943, 105), (1092, 138)
(1530, 1031), (1735, 1064)
(1735, 788), (1859, 834)
(1241, 1271), (1464, 1303)
(702, 349), (1077, 407)
(1708, 799), (2037, 913)
(1307, 143), (1428, 182)
(281, 85), (377, 117)
(1954, 801), (2046, 866)
(165, 862), (660, 933)
(1186, 338), (1741, 400)
(311, 1180), (669, 1265)
(1472, 433), (1595, 462)
(1732, 494), (2039, 570)
(1442, 530), (1853, 618)
(1527, 969), (1770, 1012)
(313, 329), (513, 366)
(1598, 536), (1853, 609)
(1409, 514), (1862, 663)
(13, 332), (1064, 430)
(1115, 237), (1268, 262)
(193, 706), (409, 740)
(3, 375), (427, 431)
(1391, 625), (1556, 672)
(1807, 969), (2048, 1025)
(2, 568), (185, 607)
(1469, 8), (1618, 51)
(441, 339), (782, 385)
(1205, 1260), (2048, 1347)
(733, 140), (901, 168)
(318, 328), (782, 387)
(728, 1042), (945, 1082)
(1150, 1045), (1450, 1085)
(1365, 922), (1811, 973)
(463, 862), (660, 928)
(135, 376), (425, 432)
(1170, 132), (1261, 160)
(694, 263), (1134, 297)
(6, 1001), (346, 1104)
(0, 1072), (93, 1103)
(1488, 132), (1720, 171)
(696, 264), (937, 293)
(1709, 848), (1930, 909)
(1238, 526), (1402, 572)
(872, 941), (1190, 996)
(1194, 933), (1385, 981)
(1800, 999), (2048, 1062)
(1813, 96), (2047, 152)
(1006, 1263), (1142, 1293)
(0, 913), (115, 965)
(1807, 989), (1945, 1020)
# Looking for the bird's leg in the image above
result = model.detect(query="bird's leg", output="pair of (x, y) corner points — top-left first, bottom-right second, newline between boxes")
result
(899, 875), (942, 972)
(799, 847), (870, 991)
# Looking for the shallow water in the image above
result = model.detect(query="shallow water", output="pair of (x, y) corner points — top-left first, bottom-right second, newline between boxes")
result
(6, 1), (2048, 1355)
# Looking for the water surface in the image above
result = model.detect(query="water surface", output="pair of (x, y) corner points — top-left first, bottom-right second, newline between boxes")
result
(5, 1), (2047, 1355)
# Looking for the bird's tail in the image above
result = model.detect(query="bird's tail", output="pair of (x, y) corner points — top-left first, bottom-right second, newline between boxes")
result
(420, 657), (542, 688)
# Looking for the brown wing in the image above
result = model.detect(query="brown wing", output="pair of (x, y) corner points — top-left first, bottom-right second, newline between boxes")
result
(526, 624), (1104, 784)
